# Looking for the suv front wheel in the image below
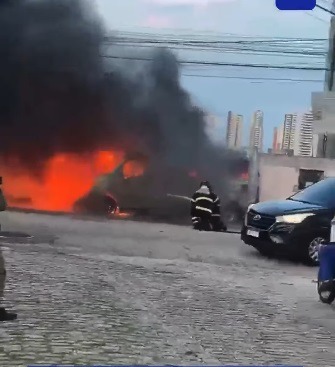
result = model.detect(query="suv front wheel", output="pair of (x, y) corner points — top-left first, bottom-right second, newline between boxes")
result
(304, 236), (326, 266)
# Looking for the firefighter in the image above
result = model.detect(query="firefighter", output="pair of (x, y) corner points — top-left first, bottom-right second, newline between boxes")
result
(207, 183), (227, 232)
(191, 181), (214, 231)
(0, 249), (17, 321)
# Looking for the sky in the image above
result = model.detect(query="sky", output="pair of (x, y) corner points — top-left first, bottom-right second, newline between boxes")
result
(94, 0), (332, 149)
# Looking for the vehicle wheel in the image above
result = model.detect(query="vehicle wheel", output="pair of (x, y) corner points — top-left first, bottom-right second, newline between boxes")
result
(223, 205), (243, 224)
(318, 280), (335, 304)
(304, 236), (325, 266)
(257, 247), (272, 257)
(225, 212), (237, 223)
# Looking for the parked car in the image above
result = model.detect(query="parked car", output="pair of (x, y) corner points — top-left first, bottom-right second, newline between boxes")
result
(241, 177), (335, 265)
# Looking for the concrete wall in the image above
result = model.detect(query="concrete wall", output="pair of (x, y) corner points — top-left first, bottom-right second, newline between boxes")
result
(258, 154), (335, 202)
(312, 92), (335, 133)
(311, 92), (335, 158)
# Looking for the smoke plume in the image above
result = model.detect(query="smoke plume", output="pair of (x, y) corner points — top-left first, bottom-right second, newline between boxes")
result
(0, 0), (245, 204)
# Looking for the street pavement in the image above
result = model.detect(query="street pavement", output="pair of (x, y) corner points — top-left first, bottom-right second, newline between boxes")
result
(0, 211), (334, 366)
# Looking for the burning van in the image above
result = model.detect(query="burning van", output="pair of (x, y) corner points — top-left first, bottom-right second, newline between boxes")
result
(0, 177), (6, 213)
(72, 153), (199, 222)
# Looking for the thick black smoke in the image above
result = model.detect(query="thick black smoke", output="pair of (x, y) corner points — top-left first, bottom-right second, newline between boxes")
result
(0, 0), (110, 170)
(0, 0), (245, 202)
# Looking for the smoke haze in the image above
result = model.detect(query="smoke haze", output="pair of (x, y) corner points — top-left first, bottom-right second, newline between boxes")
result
(0, 0), (245, 203)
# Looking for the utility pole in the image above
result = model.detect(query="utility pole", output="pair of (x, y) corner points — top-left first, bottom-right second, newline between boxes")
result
(319, 0), (335, 91)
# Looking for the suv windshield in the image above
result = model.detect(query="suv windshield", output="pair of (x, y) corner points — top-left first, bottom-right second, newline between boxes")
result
(289, 178), (335, 208)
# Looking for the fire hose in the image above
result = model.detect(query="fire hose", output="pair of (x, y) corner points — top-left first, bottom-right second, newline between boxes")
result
(166, 194), (241, 234)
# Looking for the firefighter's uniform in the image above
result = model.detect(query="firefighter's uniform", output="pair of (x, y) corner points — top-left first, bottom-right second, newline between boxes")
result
(191, 184), (214, 231)
(210, 192), (227, 232)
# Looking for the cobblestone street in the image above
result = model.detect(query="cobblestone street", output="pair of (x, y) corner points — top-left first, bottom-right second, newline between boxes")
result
(0, 212), (334, 366)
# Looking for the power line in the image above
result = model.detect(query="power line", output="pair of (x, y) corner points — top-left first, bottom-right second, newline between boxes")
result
(316, 3), (335, 15)
(102, 33), (328, 68)
(304, 10), (329, 22)
(182, 73), (323, 83)
(106, 44), (326, 60)
(109, 30), (328, 41)
(108, 40), (327, 55)
(107, 37), (328, 44)
(102, 54), (327, 71)
(105, 36), (328, 51)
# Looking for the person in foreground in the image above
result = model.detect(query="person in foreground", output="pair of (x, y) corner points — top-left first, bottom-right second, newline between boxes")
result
(0, 249), (17, 321)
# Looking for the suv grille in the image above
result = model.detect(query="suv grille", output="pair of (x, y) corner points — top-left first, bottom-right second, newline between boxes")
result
(247, 210), (275, 230)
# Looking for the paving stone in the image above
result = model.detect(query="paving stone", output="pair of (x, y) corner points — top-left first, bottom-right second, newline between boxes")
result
(0, 214), (334, 366)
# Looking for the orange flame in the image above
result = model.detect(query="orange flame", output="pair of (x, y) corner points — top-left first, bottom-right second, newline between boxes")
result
(0, 150), (126, 212)
(123, 160), (146, 179)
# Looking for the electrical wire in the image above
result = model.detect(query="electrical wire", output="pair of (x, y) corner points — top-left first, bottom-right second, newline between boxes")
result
(107, 42), (327, 57)
(102, 54), (327, 71)
(316, 3), (335, 15)
(304, 10), (330, 22)
(101, 32), (329, 69)
(181, 73), (323, 83)
(108, 30), (328, 41)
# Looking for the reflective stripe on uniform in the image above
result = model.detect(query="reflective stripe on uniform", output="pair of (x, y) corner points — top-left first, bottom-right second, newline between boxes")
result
(191, 199), (195, 202)
(195, 206), (212, 213)
(214, 197), (219, 203)
(195, 196), (213, 203)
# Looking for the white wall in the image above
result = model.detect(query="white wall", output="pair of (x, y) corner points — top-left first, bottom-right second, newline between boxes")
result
(258, 154), (335, 202)
(259, 165), (298, 202)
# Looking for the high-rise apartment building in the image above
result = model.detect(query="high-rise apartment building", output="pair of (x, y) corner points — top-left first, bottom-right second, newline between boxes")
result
(226, 111), (243, 149)
(282, 113), (296, 151)
(272, 125), (284, 152)
(205, 113), (224, 145)
(272, 127), (278, 151)
(293, 112), (314, 157)
(249, 110), (263, 152)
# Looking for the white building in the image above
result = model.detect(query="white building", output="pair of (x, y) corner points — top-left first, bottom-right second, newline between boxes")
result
(226, 111), (243, 149)
(249, 110), (263, 152)
(205, 113), (224, 145)
(248, 153), (335, 204)
(282, 113), (296, 151)
(277, 125), (284, 150)
(293, 112), (314, 157)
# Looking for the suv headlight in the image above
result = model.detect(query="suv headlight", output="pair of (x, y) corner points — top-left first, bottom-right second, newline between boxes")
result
(247, 203), (255, 212)
(245, 203), (255, 225)
(275, 213), (314, 224)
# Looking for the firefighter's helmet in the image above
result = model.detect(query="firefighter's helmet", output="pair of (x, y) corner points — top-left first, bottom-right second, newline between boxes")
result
(200, 180), (212, 191)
